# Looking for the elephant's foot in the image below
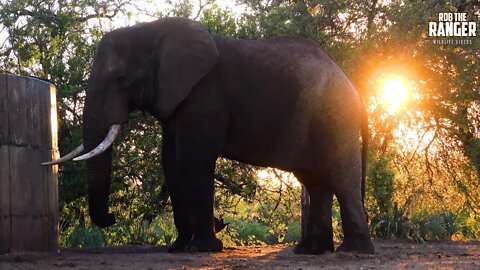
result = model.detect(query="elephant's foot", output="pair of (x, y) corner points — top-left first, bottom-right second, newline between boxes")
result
(293, 238), (334, 255)
(336, 235), (375, 254)
(185, 236), (223, 253)
(168, 235), (192, 253)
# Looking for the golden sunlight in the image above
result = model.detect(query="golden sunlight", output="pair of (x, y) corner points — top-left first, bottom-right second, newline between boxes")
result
(382, 77), (408, 113)
(257, 169), (301, 188)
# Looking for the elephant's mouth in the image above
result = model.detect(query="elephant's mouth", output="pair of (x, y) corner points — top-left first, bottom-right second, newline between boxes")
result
(41, 124), (122, 165)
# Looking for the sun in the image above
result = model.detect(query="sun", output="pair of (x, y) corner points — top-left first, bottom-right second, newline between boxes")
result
(382, 77), (407, 113)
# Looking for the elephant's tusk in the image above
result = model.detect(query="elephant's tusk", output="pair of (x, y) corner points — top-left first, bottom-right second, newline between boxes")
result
(41, 144), (84, 166)
(73, 124), (121, 161)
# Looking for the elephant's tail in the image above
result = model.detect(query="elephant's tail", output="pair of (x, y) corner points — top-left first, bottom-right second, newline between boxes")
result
(360, 99), (369, 210)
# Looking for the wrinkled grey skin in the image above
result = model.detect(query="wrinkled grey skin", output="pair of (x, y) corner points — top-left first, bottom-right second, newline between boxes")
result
(83, 17), (374, 254)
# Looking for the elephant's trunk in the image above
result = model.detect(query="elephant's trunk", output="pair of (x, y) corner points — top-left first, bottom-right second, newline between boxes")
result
(86, 149), (116, 228)
(82, 100), (116, 228)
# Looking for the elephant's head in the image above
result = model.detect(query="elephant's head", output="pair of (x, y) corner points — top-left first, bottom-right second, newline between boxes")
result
(43, 17), (218, 228)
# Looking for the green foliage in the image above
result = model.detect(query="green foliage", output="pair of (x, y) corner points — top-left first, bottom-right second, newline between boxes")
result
(371, 209), (467, 242)
(215, 159), (257, 202)
(201, 4), (237, 36)
(103, 214), (177, 246)
(332, 198), (343, 241)
(110, 113), (168, 223)
(367, 153), (396, 217)
(461, 211), (480, 239)
(63, 213), (178, 247)
(283, 222), (301, 243)
(214, 169), (303, 246)
(229, 219), (270, 245)
(65, 225), (106, 248)
(216, 217), (301, 246)
(168, 0), (193, 17)
(370, 203), (409, 239)
(366, 152), (475, 241)
(409, 211), (458, 241)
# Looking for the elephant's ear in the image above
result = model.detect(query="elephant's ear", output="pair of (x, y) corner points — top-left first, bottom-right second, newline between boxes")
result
(155, 18), (219, 118)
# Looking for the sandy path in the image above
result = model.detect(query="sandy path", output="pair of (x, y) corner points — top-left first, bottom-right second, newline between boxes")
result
(1, 240), (479, 269)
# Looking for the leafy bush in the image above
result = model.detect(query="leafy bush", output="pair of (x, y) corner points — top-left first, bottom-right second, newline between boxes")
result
(65, 225), (105, 248)
(104, 214), (177, 246)
(370, 203), (409, 239)
(230, 219), (270, 245)
(283, 222), (301, 243)
(366, 151), (478, 242)
(217, 217), (302, 246)
(408, 211), (458, 241)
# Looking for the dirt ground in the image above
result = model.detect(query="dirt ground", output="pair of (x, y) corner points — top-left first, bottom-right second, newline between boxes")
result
(1, 240), (479, 270)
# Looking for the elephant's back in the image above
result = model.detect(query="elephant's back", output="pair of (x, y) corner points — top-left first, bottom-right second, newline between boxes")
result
(214, 35), (337, 73)
(214, 35), (343, 101)
(215, 35), (351, 169)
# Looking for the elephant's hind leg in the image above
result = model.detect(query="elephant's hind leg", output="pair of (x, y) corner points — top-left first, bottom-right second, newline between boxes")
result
(313, 100), (374, 254)
(294, 170), (335, 254)
(335, 191), (374, 254)
(330, 155), (375, 254)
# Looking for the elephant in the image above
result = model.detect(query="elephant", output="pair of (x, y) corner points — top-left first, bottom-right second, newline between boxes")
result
(43, 17), (374, 254)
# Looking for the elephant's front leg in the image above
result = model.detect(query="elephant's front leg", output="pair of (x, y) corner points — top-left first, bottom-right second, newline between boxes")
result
(163, 135), (194, 252)
(175, 134), (223, 252)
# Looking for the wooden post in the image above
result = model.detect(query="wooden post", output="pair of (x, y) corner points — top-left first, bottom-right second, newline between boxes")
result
(0, 74), (59, 253)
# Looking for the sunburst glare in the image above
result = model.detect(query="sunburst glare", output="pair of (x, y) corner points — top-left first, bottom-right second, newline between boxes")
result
(382, 77), (408, 113)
